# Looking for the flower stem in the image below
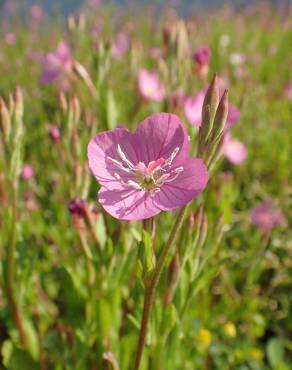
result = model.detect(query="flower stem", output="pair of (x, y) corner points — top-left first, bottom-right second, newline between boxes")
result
(133, 207), (187, 370)
(6, 181), (28, 347)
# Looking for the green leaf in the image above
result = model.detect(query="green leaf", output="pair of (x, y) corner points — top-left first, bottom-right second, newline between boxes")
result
(267, 338), (285, 369)
(138, 230), (155, 279)
(2, 340), (39, 370)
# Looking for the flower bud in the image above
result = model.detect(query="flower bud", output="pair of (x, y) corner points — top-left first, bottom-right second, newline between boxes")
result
(201, 74), (219, 140)
(164, 251), (180, 305)
(0, 97), (11, 143)
(211, 89), (229, 142)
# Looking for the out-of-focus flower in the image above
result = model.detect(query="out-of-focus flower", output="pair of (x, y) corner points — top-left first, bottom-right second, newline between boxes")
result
(137, 69), (166, 102)
(223, 322), (237, 337)
(88, 0), (101, 7)
(197, 328), (212, 347)
(21, 164), (35, 181)
(4, 32), (17, 45)
(250, 201), (284, 234)
(88, 113), (208, 220)
(111, 32), (130, 60)
(149, 47), (163, 60)
(283, 82), (292, 100)
(23, 191), (39, 212)
(4, 0), (16, 13)
(68, 198), (86, 216)
(183, 90), (205, 127)
(47, 124), (60, 143)
(193, 47), (211, 66)
(30, 4), (43, 21)
(40, 41), (72, 85)
(223, 134), (247, 165)
(184, 88), (240, 129)
(193, 47), (211, 81)
(229, 52), (245, 66)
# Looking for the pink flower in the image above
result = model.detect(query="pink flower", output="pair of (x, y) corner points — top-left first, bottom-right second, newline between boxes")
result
(137, 69), (166, 103)
(223, 134), (247, 165)
(88, 0), (101, 7)
(40, 41), (72, 85)
(283, 82), (292, 101)
(48, 124), (60, 143)
(21, 164), (35, 181)
(4, 32), (17, 45)
(183, 90), (205, 126)
(184, 89), (240, 129)
(250, 201), (284, 234)
(111, 32), (130, 60)
(193, 47), (211, 66)
(30, 5), (43, 21)
(88, 113), (208, 220)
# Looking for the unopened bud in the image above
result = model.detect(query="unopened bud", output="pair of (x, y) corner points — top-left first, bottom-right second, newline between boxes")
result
(201, 74), (219, 139)
(0, 97), (11, 142)
(211, 90), (229, 142)
(59, 92), (68, 113)
(102, 352), (120, 370)
(72, 96), (81, 125)
(15, 85), (24, 123)
(165, 251), (180, 305)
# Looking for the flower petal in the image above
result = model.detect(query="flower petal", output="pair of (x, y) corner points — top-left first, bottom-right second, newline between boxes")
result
(154, 157), (208, 210)
(98, 187), (161, 220)
(135, 112), (189, 165)
(88, 127), (141, 189)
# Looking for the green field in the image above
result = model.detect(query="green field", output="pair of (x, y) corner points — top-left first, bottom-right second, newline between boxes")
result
(0, 2), (291, 369)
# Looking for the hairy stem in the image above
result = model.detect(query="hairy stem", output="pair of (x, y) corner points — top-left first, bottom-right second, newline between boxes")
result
(133, 207), (186, 370)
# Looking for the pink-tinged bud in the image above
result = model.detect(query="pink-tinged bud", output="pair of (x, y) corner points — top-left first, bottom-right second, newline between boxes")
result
(165, 251), (180, 305)
(0, 97), (11, 141)
(211, 89), (229, 142)
(193, 47), (211, 66)
(48, 125), (61, 143)
(21, 164), (35, 182)
(201, 74), (219, 136)
(58, 92), (68, 113)
(15, 85), (23, 122)
(72, 96), (81, 125)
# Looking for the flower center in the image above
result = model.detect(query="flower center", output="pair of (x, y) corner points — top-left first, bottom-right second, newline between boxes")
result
(107, 145), (184, 195)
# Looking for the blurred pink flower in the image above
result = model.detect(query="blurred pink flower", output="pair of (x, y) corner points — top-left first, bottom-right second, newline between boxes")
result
(183, 90), (205, 126)
(250, 201), (284, 234)
(4, 0), (16, 13)
(88, 112), (208, 220)
(283, 82), (292, 100)
(88, 0), (101, 7)
(4, 32), (17, 45)
(111, 32), (130, 60)
(40, 41), (72, 85)
(184, 88), (240, 128)
(149, 47), (163, 60)
(48, 124), (61, 142)
(137, 69), (166, 103)
(21, 164), (35, 181)
(193, 47), (211, 66)
(30, 5), (43, 20)
(223, 134), (247, 165)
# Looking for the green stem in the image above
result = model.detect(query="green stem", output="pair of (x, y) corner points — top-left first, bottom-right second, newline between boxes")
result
(133, 207), (187, 370)
(6, 180), (28, 347)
